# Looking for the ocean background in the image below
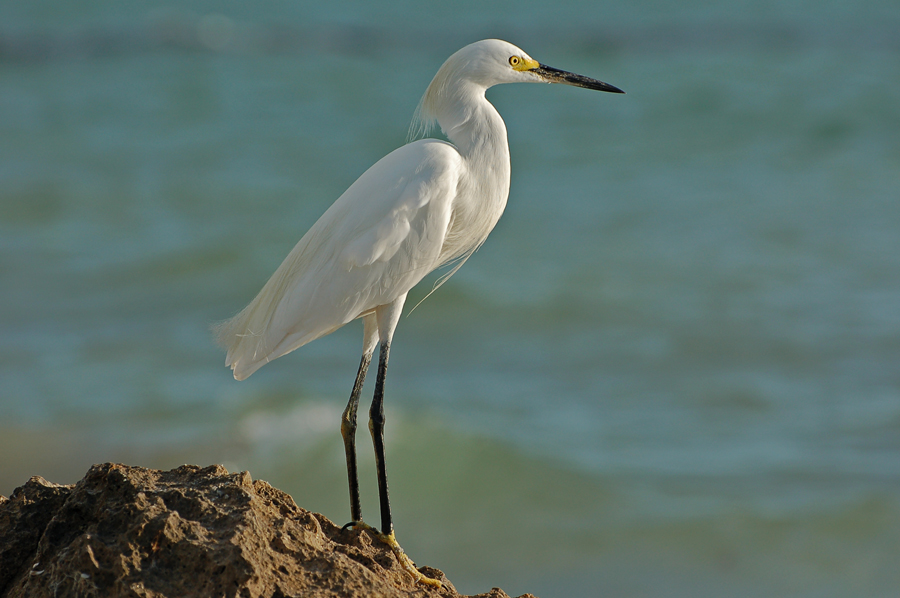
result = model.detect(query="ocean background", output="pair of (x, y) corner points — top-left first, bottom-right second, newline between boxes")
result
(2, 1), (899, 596)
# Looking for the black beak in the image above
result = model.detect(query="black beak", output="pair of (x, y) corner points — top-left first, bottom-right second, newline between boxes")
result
(532, 64), (625, 94)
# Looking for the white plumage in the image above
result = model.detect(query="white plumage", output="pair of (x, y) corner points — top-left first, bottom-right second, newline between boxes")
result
(217, 40), (537, 379)
(216, 139), (467, 380)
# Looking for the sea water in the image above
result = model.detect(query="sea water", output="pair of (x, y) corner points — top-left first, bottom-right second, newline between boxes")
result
(1, 1), (899, 596)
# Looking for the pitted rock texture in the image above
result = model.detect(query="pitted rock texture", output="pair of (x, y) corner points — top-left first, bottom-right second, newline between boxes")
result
(0, 463), (536, 598)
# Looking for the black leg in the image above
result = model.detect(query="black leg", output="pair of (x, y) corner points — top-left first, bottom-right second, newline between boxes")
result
(342, 351), (371, 525)
(369, 340), (393, 535)
(361, 335), (442, 587)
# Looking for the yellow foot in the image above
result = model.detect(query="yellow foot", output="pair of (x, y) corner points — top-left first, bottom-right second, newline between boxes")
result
(341, 519), (375, 532)
(376, 530), (442, 588)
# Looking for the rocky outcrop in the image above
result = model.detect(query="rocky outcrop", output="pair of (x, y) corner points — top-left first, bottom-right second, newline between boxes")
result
(0, 463), (534, 598)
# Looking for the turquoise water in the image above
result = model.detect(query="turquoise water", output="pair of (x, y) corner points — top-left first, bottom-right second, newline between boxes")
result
(2, 2), (899, 596)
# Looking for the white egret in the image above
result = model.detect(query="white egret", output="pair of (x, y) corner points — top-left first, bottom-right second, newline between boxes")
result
(216, 39), (623, 586)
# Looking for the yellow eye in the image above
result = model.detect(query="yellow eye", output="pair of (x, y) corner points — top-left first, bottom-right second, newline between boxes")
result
(509, 56), (520, 67)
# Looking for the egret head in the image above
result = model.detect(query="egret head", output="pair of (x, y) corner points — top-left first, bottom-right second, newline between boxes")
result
(442, 39), (624, 92)
(411, 39), (623, 141)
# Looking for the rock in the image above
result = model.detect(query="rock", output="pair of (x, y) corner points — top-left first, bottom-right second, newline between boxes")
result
(0, 463), (536, 598)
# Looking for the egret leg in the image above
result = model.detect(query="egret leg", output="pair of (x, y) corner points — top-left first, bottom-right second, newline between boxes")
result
(368, 339), (393, 535)
(341, 351), (371, 526)
(342, 314), (378, 530)
(368, 337), (441, 588)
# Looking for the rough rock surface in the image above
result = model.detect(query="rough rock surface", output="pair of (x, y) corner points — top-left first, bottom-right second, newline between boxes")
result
(0, 463), (535, 598)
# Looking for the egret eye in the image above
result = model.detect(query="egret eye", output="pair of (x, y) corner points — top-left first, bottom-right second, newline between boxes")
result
(508, 56), (520, 67)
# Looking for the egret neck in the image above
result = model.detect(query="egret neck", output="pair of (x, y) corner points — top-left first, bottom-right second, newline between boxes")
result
(425, 78), (512, 266)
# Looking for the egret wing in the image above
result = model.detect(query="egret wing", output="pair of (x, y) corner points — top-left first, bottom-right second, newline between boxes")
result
(216, 139), (463, 380)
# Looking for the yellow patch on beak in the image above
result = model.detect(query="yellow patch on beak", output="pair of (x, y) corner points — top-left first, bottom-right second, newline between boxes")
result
(511, 56), (540, 72)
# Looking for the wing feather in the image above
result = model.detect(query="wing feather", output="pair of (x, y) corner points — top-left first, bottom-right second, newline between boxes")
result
(215, 139), (462, 380)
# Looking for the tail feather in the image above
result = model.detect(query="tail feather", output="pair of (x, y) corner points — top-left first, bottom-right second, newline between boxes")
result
(214, 217), (332, 379)
(213, 302), (272, 381)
